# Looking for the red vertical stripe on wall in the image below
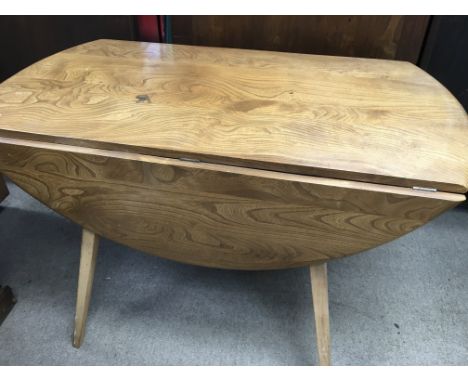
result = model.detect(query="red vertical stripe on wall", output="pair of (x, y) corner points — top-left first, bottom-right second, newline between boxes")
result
(137, 16), (165, 42)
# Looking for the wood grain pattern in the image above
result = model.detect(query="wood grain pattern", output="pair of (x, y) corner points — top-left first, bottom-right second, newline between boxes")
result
(310, 263), (331, 366)
(0, 138), (462, 270)
(0, 175), (7, 203)
(73, 228), (99, 348)
(0, 39), (467, 193)
(172, 16), (430, 63)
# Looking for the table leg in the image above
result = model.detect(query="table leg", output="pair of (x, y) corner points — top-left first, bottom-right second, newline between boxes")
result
(73, 228), (99, 348)
(310, 262), (331, 366)
(0, 175), (8, 203)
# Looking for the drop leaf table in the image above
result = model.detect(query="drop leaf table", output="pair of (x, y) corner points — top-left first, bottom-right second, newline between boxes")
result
(0, 40), (467, 365)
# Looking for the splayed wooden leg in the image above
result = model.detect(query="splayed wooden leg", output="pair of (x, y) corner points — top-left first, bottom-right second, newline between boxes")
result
(310, 262), (331, 366)
(73, 228), (99, 348)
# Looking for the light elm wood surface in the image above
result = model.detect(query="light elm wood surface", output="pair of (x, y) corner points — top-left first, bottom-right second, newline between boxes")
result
(0, 40), (467, 193)
(0, 138), (462, 270)
(73, 228), (99, 348)
(310, 263), (331, 366)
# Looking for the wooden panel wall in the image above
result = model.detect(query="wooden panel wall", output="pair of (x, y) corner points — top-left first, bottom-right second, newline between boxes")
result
(172, 16), (430, 63)
(420, 16), (468, 111)
(0, 16), (135, 82)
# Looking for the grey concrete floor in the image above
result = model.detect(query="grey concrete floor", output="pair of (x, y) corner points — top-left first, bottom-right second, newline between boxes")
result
(0, 178), (467, 365)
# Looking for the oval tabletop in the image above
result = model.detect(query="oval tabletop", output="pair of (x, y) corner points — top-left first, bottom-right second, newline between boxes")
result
(0, 39), (467, 193)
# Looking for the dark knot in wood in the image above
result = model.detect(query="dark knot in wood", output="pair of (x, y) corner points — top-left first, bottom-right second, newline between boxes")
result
(136, 94), (151, 103)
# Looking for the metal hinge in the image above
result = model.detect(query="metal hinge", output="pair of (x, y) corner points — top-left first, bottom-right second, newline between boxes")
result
(412, 186), (437, 192)
(179, 157), (201, 163)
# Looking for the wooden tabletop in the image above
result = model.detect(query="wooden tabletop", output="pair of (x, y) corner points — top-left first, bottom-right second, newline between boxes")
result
(0, 39), (467, 193)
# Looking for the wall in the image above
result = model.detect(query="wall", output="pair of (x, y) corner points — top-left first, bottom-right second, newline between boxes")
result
(420, 16), (468, 111)
(0, 16), (135, 82)
(172, 16), (430, 63)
